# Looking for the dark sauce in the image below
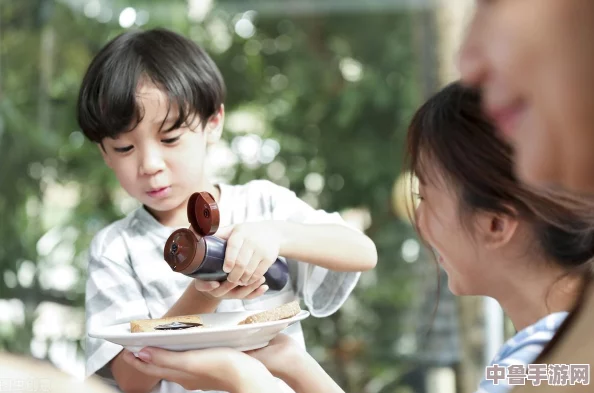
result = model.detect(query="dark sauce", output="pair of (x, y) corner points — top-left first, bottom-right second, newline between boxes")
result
(153, 321), (203, 330)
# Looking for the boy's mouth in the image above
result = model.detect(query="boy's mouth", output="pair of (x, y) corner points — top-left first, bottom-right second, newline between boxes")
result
(147, 186), (171, 198)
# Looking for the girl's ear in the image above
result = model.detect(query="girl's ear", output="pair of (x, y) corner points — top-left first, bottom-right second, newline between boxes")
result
(474, 207), (519, 249)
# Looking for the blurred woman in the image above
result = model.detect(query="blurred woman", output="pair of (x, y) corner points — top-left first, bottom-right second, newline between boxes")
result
(458, 1), (594, 391)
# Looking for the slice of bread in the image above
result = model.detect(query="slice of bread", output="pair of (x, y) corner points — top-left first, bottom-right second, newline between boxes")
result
(238, 301), (301, 325)
(130, 315), (203, 333)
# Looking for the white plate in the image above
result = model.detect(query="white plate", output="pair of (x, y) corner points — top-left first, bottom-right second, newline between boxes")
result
(89, 310), (309, 355)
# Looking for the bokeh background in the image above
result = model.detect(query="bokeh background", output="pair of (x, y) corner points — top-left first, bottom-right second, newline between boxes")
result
(0, 1), (510, 392)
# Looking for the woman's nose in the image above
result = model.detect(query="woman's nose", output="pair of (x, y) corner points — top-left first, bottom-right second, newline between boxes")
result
(458, 15), (488, 88)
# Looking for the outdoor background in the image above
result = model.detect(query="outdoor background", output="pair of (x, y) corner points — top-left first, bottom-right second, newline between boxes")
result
(0, 1), (503, 392)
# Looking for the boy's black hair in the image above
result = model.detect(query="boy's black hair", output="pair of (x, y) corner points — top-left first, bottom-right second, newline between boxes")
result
(77, 28), (226, 143)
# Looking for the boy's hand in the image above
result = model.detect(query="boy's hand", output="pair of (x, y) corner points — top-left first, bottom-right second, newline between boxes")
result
(215, 222), (284, 286)
(194, 277), (268, 299)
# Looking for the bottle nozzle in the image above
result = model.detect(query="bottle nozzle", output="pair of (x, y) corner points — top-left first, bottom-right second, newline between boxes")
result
(164, 229), (206, 273)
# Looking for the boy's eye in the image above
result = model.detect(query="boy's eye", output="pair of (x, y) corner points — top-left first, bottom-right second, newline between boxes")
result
(114, 145), (133, 153)
(162, 135), (181, 144)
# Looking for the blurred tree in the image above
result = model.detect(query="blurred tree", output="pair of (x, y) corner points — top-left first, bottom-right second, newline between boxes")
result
(0, 0), (441, 391)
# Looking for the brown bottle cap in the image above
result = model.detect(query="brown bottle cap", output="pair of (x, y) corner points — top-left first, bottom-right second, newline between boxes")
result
(163, 228), (206, 273)
(163, 192), (219, 274)
(188, 192), (220, 236)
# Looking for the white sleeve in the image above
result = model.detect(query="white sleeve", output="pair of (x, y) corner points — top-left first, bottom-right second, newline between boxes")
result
(267, 182), (361, 317)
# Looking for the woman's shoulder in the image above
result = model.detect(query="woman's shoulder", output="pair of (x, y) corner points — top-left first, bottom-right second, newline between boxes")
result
(492, 311), (569, 366)
(477, 312), (569, 393)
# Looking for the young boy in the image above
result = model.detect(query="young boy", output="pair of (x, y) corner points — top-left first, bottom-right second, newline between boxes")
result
(79, 28), (377, 393)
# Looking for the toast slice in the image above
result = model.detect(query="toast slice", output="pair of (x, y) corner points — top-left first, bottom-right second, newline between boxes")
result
(238, 301), (301, 325)
(130, 315), (203, 333)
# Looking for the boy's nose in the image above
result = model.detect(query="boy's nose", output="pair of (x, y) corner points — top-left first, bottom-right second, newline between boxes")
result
(139, 148), (166, 176)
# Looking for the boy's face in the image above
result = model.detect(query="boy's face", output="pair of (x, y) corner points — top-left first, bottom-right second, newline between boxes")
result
(99, 83), (223, 216)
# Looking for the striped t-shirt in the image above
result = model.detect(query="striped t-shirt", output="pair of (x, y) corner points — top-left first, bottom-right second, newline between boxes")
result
(84, 179), (361, 393)
(477, 311), (569, 393)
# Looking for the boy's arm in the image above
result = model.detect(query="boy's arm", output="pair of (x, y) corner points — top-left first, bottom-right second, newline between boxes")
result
(87, 249), (224, 393)
(265, 181), (377, 272)
(276, 221), (377, 272)
(216, 220), (375, 286)
(261, 180), (376, 318)
(111, 283), (223, 393)
(111, 279), (267, 393)
(221, 220), (377, 272)
(109, 272), (269, 393)
(162, 280), (222, 317)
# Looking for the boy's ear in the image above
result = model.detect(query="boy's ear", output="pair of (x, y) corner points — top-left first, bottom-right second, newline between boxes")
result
(98, 143), (113, 168)
(205, 105), (225, 144)
(475, 208), (519, 250)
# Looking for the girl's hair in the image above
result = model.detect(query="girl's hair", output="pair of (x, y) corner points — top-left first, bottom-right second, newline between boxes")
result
(77, 28), (226, 143)
(405, 81), (594, 276)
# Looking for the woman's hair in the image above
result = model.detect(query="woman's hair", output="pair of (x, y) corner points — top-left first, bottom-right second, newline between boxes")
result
(405, 81), (594, 276)
(77, 28), (226, 143)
